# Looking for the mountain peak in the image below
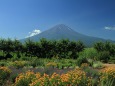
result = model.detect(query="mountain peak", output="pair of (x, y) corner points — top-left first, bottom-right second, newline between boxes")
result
(51, 24), (73, 31)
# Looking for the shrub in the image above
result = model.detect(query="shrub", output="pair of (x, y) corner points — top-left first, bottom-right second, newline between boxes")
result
(49, 73), (61, 85)
(20, 56), (32, 61)
(0, 61), (7, 66)
(82, 65), (100, 77)
(100, 67), (115, 86)
(14, 71), (39, 86)
(108, 60), (115, 64)
(76, 56), (88, 66)
(92, 61), (103, 68)
(30, 73), (50, 86)
(79, 48), (98, 60)
(10, 57), (19, 62)
(0, 67), (11, 85)
(98, 51), (110, 63)
(10, 73), (18, 83)
(13, 61), (27, 69)
(82, 67), (100, 86)
(87, 59), (93, 66)
(30, 58), (45, 68)
(57, 63), (64, 69)
(109, 57), (115, 64)
(60, 68), (91, 86)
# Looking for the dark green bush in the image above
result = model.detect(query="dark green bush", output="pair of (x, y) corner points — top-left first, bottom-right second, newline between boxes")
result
(98, 51), (110, 63)
(76, 57), (88, 66)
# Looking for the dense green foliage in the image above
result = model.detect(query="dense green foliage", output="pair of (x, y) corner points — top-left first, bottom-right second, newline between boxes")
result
(0, 38), (85, 59)
(94, 41), (115, 56)
(94, 41), (115, 62)
(0, 38), (115, 64)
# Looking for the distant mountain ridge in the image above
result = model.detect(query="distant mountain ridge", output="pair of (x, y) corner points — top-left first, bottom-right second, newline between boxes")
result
(21, 24), (115, 46)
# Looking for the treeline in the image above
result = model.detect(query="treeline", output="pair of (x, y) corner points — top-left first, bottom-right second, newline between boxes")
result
(0, 38), (115, 60)
(0, 38), (85, 59)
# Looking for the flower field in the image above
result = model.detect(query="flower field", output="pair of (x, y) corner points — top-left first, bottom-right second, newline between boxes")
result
(0, 64), (115, 86)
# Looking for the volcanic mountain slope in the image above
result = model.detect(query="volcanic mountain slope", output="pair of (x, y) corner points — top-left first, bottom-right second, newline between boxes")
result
(21, 24), (114, 46)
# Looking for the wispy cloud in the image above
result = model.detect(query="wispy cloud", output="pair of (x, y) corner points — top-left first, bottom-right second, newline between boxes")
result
(26, 29), (41, 38)
(105, 26), (115, 30)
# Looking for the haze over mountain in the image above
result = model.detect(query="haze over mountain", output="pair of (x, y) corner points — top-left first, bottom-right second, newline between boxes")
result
(21, 24), (115, 46)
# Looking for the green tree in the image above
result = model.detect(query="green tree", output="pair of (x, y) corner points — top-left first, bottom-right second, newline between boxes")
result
(39, 38), (56, 58)
(0, 39), (6, 57)
(76, 41), (85, 53)
(68, 41), (85, 59)
(13, 39), (23, 58)
(0, 38), (14, 59)
(104, 41), (111, 51)
(25, 39), (35, 57)
(56, 39), (70, 58)
(94, 42), (104, 52)
(109, 44), (115, 56)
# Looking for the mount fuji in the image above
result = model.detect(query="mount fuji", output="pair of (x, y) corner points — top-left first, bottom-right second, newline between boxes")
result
(21, 24), (114, 46)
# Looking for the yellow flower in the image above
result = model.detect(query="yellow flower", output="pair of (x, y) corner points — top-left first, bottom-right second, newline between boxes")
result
(0, 66), (11, 73)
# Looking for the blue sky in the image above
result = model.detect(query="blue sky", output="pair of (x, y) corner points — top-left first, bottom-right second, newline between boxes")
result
(0, 0), (115, 40)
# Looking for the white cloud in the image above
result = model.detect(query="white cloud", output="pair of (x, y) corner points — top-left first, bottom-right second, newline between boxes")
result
(105, 26), (115, 30)
(26, 29), (41, 38)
